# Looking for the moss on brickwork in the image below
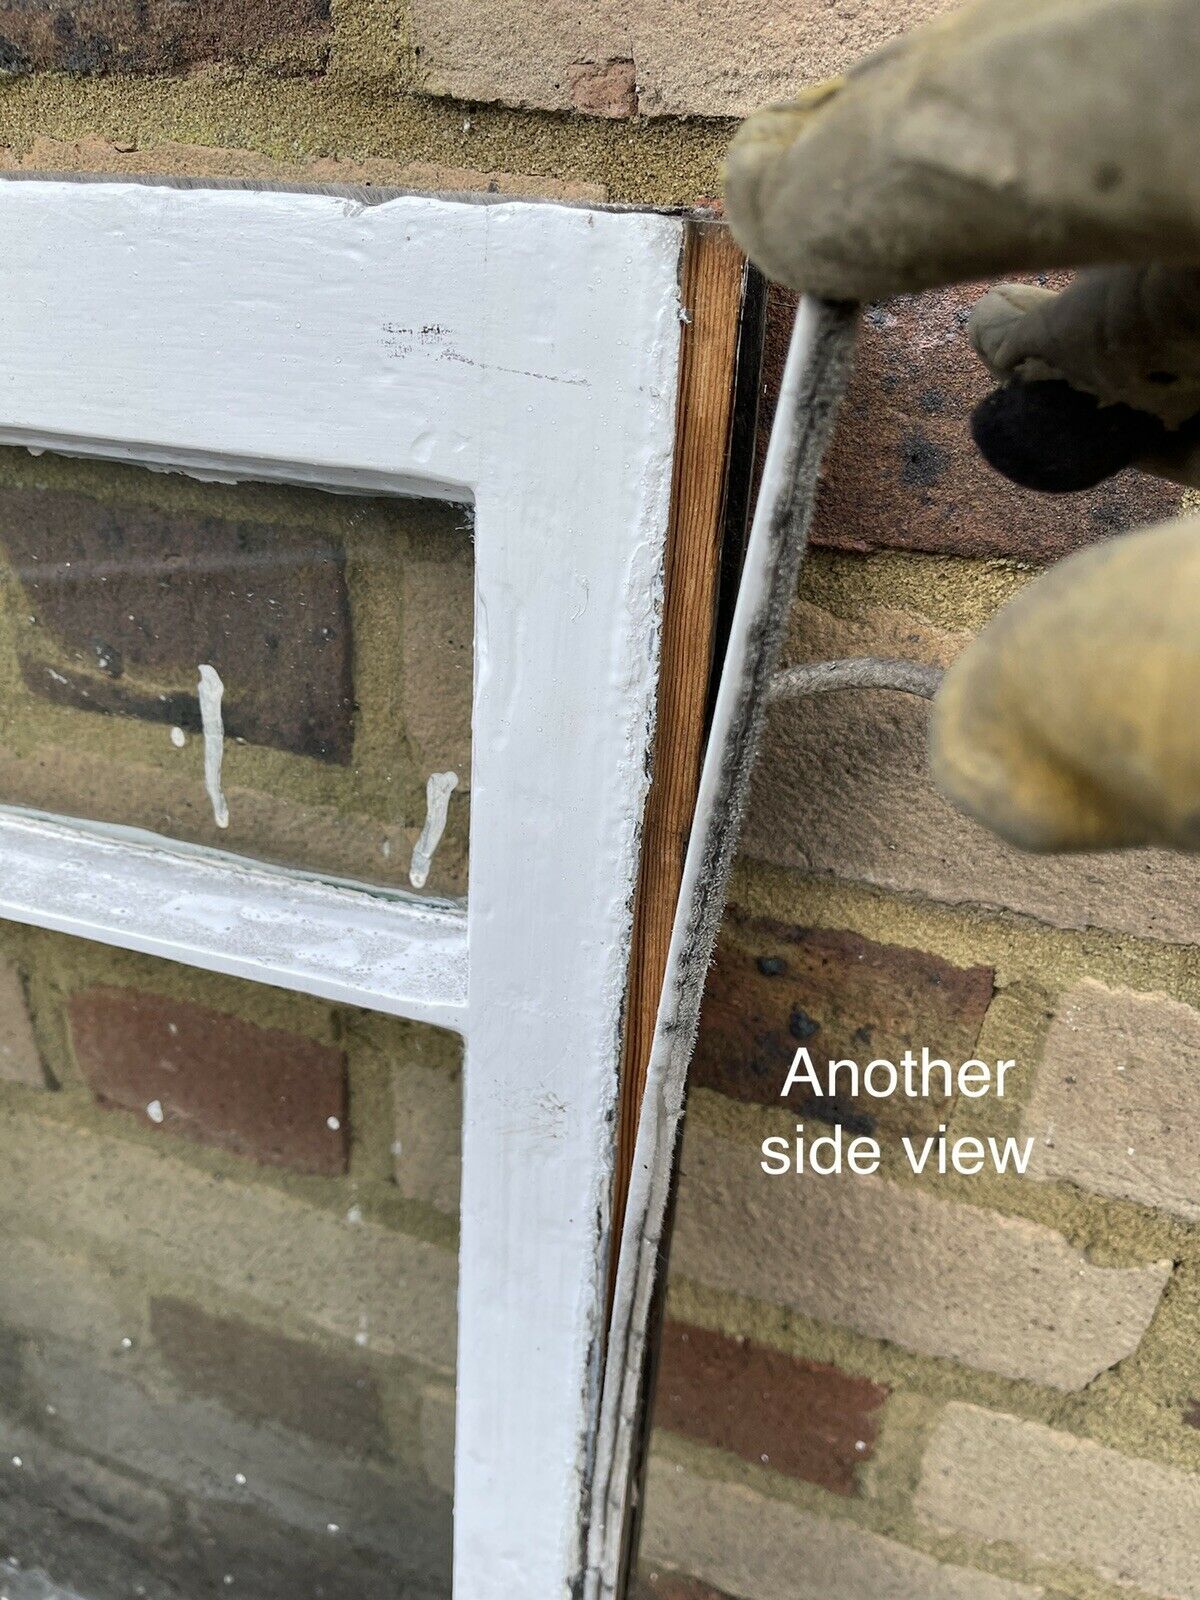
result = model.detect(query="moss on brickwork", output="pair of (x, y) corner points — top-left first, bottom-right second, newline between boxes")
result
(0, 72), (731, 205)
(797, 549), (1036, 636)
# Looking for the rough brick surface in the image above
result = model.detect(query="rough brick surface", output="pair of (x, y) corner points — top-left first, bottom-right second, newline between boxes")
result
(1, 486), (355, 763)
(0, 1106), (456, 1368)
(0, 960), (44, 1087)
(672, 1126), (1169, 1388)
(653, 1320), (886, 1493)
(641, 1457), (1044, 1600)
(1024, 980), (1200, 1220)
(692, 914), (992, 1137)
(566, 58), (637, 117)
(10, 1338), (451, 1594)
(0, 1233), (126, 1350)
(0, 137), (609, 203)
(393, 1054), (461, 1215)
(401, 546), (473, 784)
(744, 600), (1200, 945)
(0, 0), (330, 75)
(410, 0), (961, 119)
(69, 988), (348, 1175)
(758, 285), (1184, 561)
(151, 1297), (386, 1456)
(635, 1572), (739, 1600)
(918, 1404), (1200, 1598)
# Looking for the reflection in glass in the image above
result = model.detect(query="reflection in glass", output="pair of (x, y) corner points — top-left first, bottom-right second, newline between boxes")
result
(0, 450), (473, 899)
(0, 926), (461, 1599)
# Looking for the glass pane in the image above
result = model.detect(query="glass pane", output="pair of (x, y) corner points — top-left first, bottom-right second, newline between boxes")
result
(0, 923), (460, 1600)
(0, 449), (473, 900)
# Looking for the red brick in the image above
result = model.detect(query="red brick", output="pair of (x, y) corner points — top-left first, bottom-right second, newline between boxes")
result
(151, 1296), (386, 1455)
(757, 284), (1184, 562)
(634, 1572), (738, 1600)
(2, 486), (354, 763)
(692, 915), (994, 1138)
(69, 988), (348, 1175)
(652, 1321), (887, 1495)
(0, 0), (329, 74)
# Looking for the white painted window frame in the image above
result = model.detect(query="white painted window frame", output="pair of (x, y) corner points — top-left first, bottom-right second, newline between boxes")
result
(0, 177), (687, 1600)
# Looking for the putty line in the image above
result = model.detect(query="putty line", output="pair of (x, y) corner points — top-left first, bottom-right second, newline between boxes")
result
(197, 664), (230, 830)
(409, 770), (459, 889)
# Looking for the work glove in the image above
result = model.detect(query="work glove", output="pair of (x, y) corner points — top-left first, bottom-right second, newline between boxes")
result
(930, 512), (1200, 851)
(724, 0), (1200, 303)
(726, 0), (1200, 851)
(968, 268), (1200, 491)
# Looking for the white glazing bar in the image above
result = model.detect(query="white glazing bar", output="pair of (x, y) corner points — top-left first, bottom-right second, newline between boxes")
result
(0, 810), (468, 1028)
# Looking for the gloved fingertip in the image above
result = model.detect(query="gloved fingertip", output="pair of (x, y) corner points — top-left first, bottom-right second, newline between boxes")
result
(970, 378), (1167, 492)
(968, 283), (1059, 373)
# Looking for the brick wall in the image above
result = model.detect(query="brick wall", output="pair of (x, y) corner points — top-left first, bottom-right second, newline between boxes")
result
(0, 923), (460, 1596)
(2, 5), (1198, 1600)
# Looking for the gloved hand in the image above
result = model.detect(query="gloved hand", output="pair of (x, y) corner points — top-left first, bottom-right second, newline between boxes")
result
(725, 0), (1200, 303)
(930, 512), (1200, 850)
(968, 268), (1200, 491)
(726, 0), (1200, 853)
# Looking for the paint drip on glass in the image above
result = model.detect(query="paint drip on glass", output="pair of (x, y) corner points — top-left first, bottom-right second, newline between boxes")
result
(197, 664), (230, 829)
(409, 771), (459, 889)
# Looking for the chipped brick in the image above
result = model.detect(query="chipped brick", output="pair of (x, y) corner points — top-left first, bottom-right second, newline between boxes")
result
(567, 58), (637, 117)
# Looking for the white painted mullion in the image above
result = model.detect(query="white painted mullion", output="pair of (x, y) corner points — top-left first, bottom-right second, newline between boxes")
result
(0, 810), (469, 1028)
(454, 207), (683, 1599)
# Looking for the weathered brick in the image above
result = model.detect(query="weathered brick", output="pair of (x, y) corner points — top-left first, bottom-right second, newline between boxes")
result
(759, 284), (1184, 561)
(744, 599), (1200, 945)
(0, 1233), (127, 1350)
(0, 137), (608, 202)
(671, 1125), (1169, 1389)
(917, 1404), (1200, 1598)
(0, 1420), (173, 1548)
(635, 1571), (739, 1600)
(411, 0), (961, 119)
(185, 1496), (448, 1600)
(69, 987), (348, 1176)
(0, 959), (45, 1087)
(1024, 980), (1200, 1220)
(21, 1339), (451, 1583)
(418, 1380), (455, 1498)
(0, 0), (329, 76)
(653, 1320), (886, 1493)
(393, 1054), (461, 1215)
(401, 545), (473, 784)
(642, 1456), (1044, 1600)
(0, 1106), (456, 1369)
(151, 1297), (387, 1457)
(1, 485), (355, 763)
(566, 58), (638, 117)
(692, 915), (992, 1138)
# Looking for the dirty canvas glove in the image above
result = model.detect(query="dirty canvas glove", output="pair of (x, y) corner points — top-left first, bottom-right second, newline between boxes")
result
(930, 512), (1200, 851)
(968, 267), (1200, 490)
(725, 0), (1200, 303)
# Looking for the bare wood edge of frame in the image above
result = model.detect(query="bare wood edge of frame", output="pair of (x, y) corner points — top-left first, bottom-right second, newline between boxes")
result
(608, 221), (753, 1292)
